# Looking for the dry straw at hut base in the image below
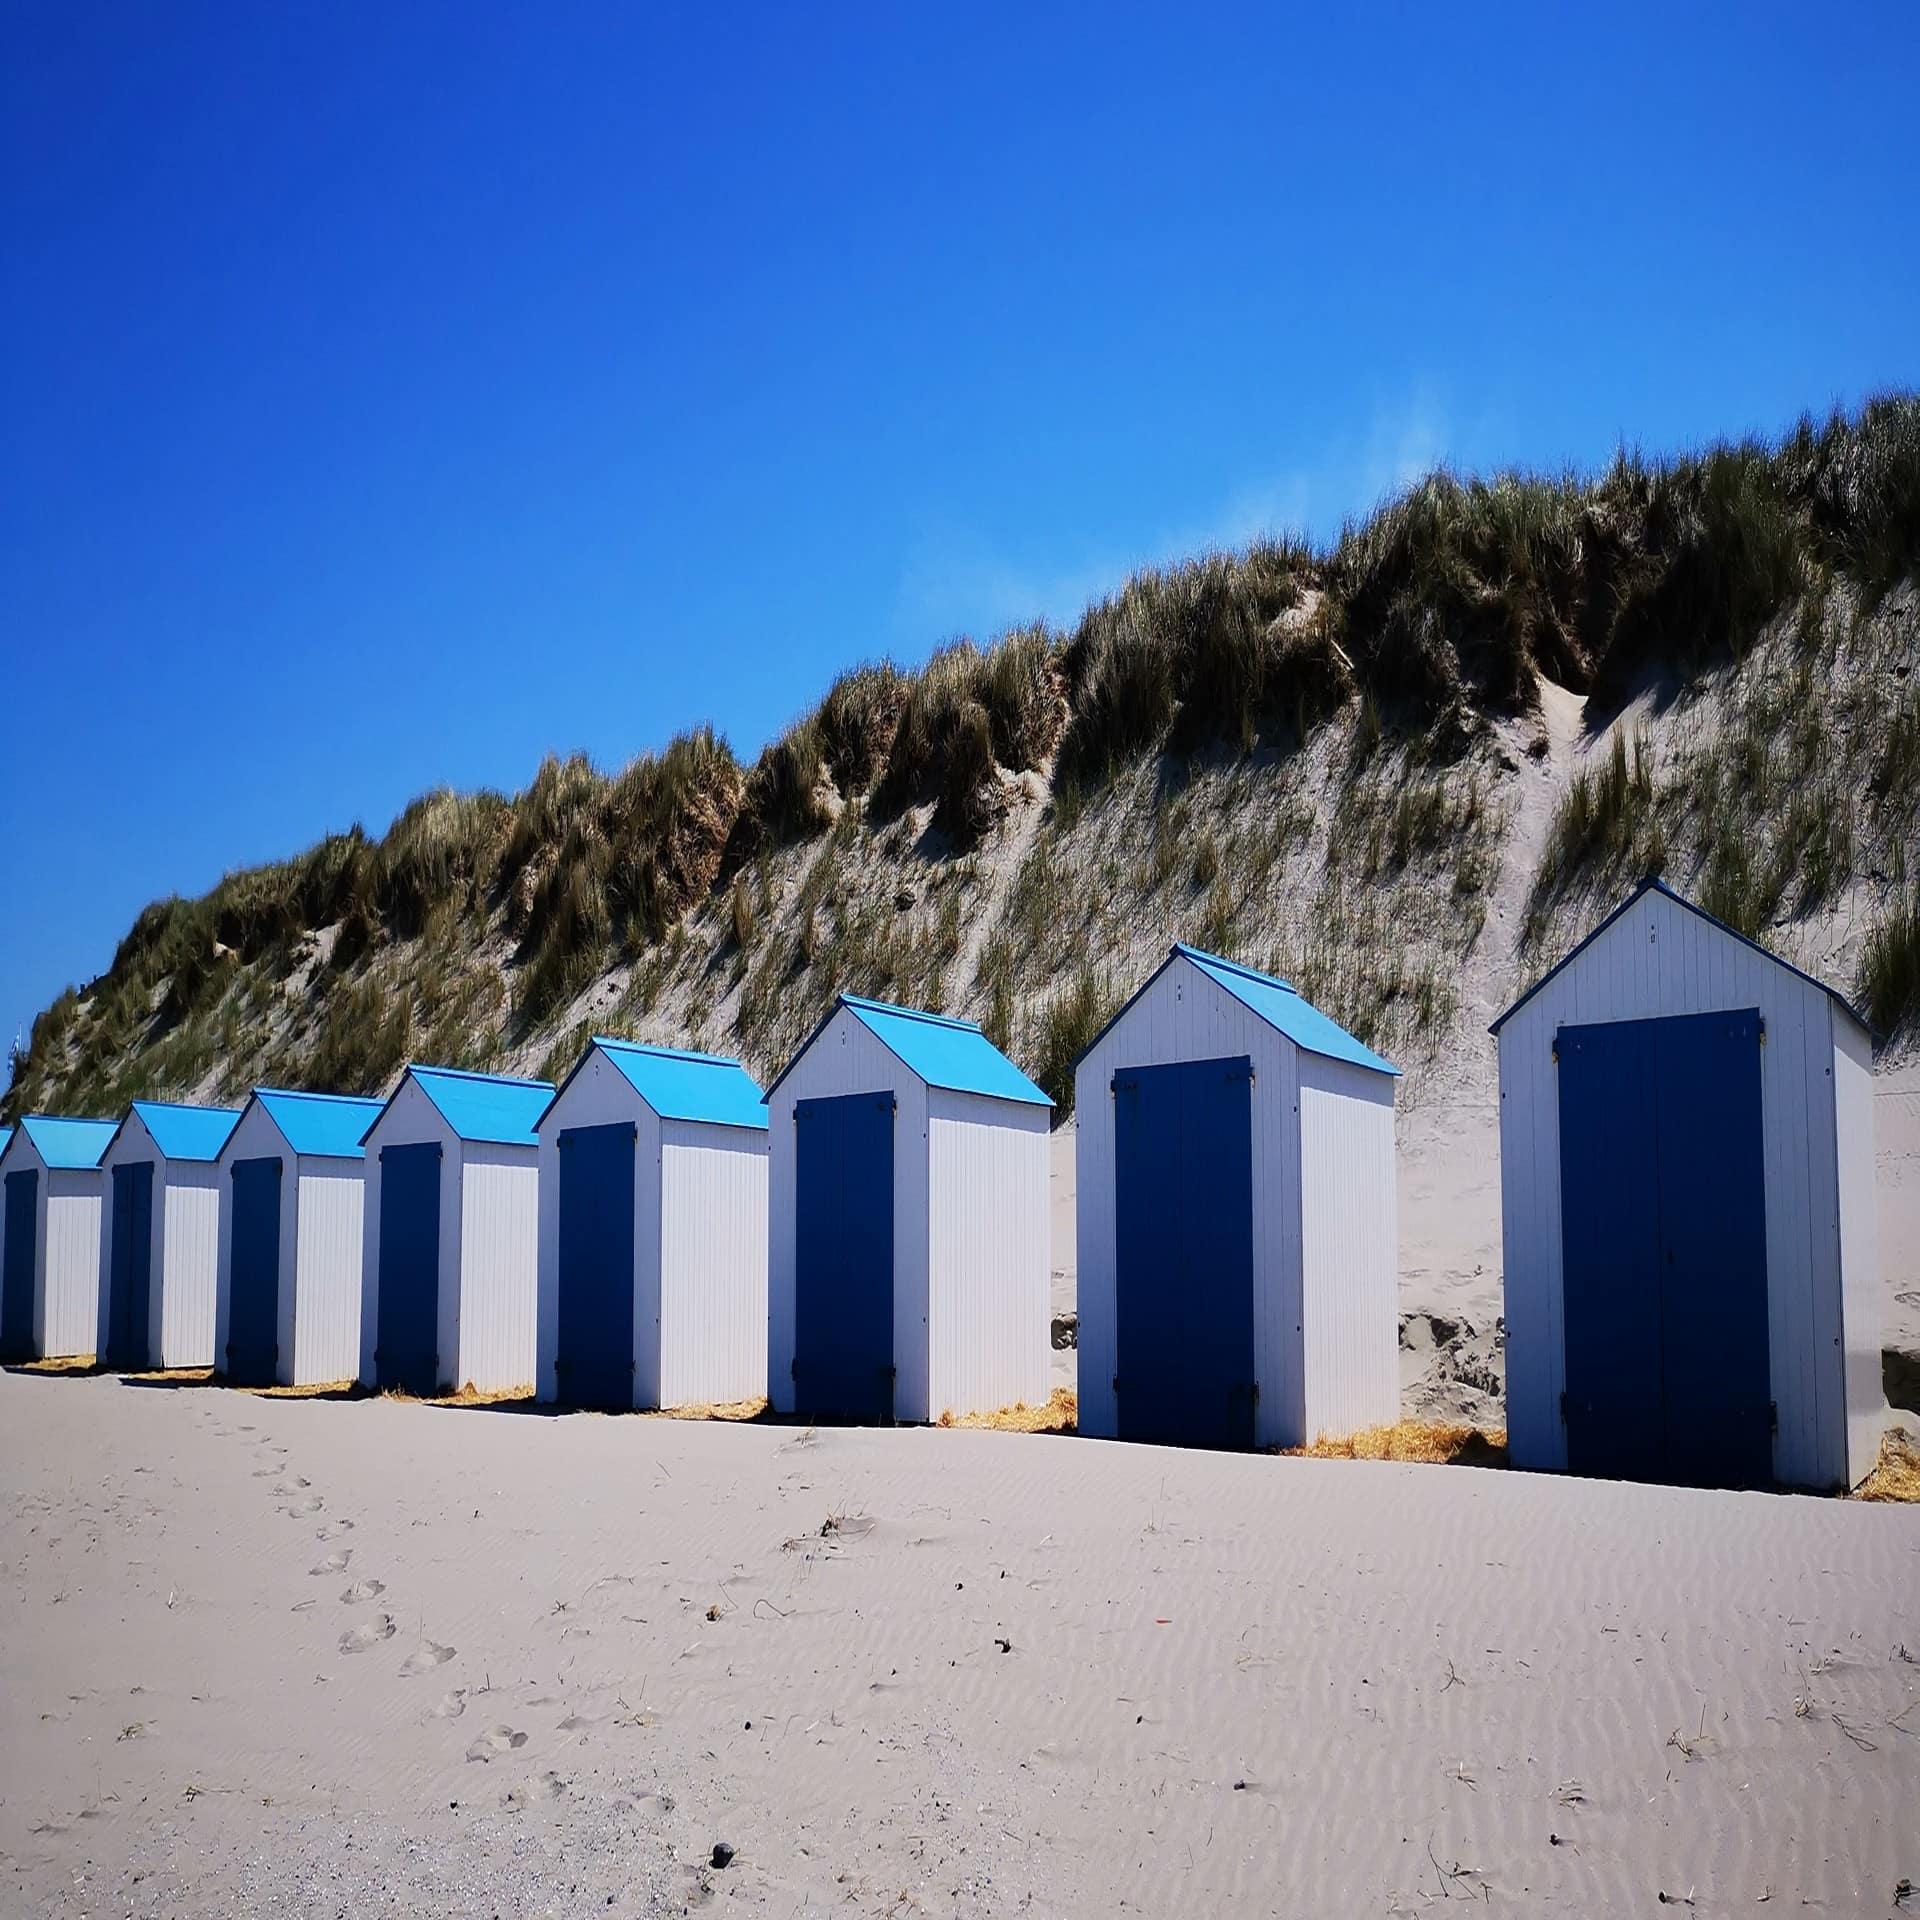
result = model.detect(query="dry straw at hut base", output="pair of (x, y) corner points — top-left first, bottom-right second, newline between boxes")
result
(1283, 1420), (1509, 1466)
(937, 1388), (1078, 1434)
(1853, 1429), (1920, 1503)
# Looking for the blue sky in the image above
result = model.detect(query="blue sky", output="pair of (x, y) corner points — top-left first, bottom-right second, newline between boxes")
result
(2, 2), (1915, 1071)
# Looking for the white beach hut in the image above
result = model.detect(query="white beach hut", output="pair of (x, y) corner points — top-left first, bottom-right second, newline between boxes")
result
(766, 995), (1052, 1424)
(215, 1088), (383, 1388)
(95, 1100), (242, 1371)
(0, 1116), (117, 1362)
(357, 1066), (551, 1397)
(1074, 944), (1401, 1452)
(1493, 877), (1882, 1492)
(535, 1039), (769, 1412)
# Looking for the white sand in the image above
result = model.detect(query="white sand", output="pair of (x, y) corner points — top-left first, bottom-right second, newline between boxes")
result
(3, 1370), (1916, 1916)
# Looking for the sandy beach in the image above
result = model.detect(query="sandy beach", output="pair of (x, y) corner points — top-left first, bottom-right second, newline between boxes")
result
(2, 1368), (1915, 1917)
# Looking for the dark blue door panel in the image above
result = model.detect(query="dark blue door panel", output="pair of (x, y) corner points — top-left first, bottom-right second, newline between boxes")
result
(227, 1157), (283, 1385)
(1556, 1008), (1770, 1489)
(556, 1123), (636, 1410)
(105, 1162), (156, 1369)
(1, 1169), (38, 1361)
(1557, 1022), (1666, 1481)
(1652, 1009), (1771, 1488)
(376, 1142), (443, 1394)
(1114, 1055), (1256, 1451)
(793, 1092), (895, 1421)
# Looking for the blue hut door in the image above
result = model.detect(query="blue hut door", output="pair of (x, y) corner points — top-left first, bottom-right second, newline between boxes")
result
(1, 1169), (38, 1361)
(1557, 1008), (1771, 1488)
(793, 1092), (895, 1421)
(556, 1122), (636, 1410)
(376, 1142), (443, 1394)
(227, 1157), (283, 1385)
(106, 1161), (156, 1369)
(1113, 1056), (1257, 1450)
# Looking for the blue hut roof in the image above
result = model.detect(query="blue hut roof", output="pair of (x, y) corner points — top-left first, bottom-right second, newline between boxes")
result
(543, 1039), (769, 1133)
(766, 995), (1052, 1108)
(1072, 945), (1399, 1078)
(1176, 945), (1399, 1076)
(124, 1099), (244, 1162)
(373, 1066), (554, 1147)
(249, 1088), (386, 1160)
(12, 1115), (119, 1169)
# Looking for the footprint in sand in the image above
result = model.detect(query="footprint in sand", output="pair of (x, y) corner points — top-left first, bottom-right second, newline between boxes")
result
(339, 1615), (396, 1655)
(501, 1772), (566, 1810)
(310, 1550), (351, 1576)
(339, 1579), (386, 1604)
(271, 1478), (311, 1495)
(465, 1725), (528, 1762)
(400, 1641), (456, 1676)
(429, 1689), (468, 1721)
(315, 1519), (354, 1541)
(286, 1495), (324, 1518)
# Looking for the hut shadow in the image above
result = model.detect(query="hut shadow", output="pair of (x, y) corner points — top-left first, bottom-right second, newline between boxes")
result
(117, 1371), (365, 1402)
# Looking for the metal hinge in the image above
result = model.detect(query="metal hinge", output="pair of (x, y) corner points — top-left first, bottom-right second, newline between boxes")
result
(1559, 1390), (1568, 1424)
(1770, 1400), (1778, 1434)
(1111, 1375), (1120, 1394)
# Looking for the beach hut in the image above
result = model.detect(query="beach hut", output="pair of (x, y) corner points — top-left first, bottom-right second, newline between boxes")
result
(95, 1100), (242, 1371)
(535, 1039), (768, 1412)
(1074, 945), (1400, 1453)
(0, 1116), (117, 1362)
(766, 995), (1052, 1424)
(1493, 877), (1881, 1492)
(215, 1088), (383, 1388)
(357, 1066), (551, 1397)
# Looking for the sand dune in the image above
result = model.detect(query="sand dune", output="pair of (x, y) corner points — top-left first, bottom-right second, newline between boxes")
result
(2, 1370), (1915, 1916)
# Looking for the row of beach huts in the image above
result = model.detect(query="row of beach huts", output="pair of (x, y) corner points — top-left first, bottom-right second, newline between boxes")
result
(0, 879), (1887, 1491)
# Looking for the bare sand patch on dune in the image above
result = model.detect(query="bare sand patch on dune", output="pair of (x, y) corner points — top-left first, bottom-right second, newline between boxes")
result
(2, 1369), (1916, 1918)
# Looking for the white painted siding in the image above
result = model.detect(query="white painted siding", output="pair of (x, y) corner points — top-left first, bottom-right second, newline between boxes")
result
(766, 1006), (930, 1418)
(289, 1162), (365, 1386)
(1832, 1016), (1882, 1488)
(1073, 954), (1310, 1449)
(926, 1089), (1050, 1421)
(1497, 886), (1859, 1488)
(456, 1146), (540, 1395)
(657, 1120), (769, 1409)
(38, 1166), (104, 1359)
(1297, 1054), (1400, 1441)
(159, 1165), (221, 1368)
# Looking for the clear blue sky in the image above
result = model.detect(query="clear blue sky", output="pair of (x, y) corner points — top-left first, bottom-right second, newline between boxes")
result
(2, 2), (1915, 1070)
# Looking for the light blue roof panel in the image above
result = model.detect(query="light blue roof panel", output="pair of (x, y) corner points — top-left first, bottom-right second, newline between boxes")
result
(593, 1040), (769, 1131)
(254, 1088), (386, 1159)
(404, 1066), (553, 1147)
(130, 1100), (243, 1162)
(1175, 945), (1399, 1077)
(840, 995), (1053, 1107)
(17, 1114), (119, 1169)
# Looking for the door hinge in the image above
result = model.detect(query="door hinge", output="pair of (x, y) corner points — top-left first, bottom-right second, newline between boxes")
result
(1558, 1390), (1568, 1424)
(790, 1357), (797, 1380)
(1769, 1400), (1778, 1435)
(1111, 1375), (1120, 1394)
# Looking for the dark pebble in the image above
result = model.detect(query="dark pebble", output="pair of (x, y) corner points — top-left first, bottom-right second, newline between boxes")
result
(711, 1843), (736, 1870)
